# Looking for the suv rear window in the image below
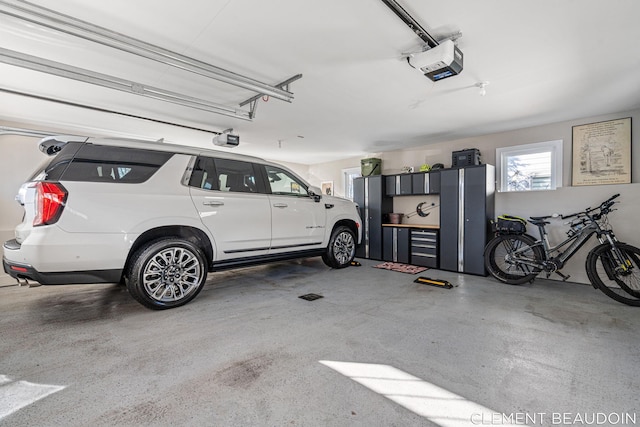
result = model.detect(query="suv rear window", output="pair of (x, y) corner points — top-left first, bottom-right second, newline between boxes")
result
(36, 143), (173, 183)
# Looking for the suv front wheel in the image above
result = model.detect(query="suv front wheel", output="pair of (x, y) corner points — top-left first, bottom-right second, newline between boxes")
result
(126, 238), (208, 309)
(322, 226), (356, 269)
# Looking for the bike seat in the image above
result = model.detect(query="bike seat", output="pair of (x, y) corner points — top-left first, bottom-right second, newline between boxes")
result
(529, 216), (550, 226)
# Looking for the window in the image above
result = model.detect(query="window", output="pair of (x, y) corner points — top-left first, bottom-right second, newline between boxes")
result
(51, 143), (173, 183)
(214, 159), (257, 193)
(496, 140), (563, 192)
(188, 156), (218, 190)
(342, 167), (361, 200)
(265, 165), (309, 197)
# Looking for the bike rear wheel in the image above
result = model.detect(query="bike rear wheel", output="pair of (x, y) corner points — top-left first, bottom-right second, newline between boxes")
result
(484, 234), (544, 285)
(586, 242), (640, 306)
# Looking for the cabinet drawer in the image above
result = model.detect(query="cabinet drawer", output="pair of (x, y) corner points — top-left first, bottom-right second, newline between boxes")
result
(412, 237), (437, 244)
(411, 253), (438, 268)
(411, 230), (438, 238)
(411, 243), (437, 255)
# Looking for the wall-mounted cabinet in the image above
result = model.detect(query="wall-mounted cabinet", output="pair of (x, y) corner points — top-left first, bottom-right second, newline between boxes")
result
(385, 171), (440, 196)
(385, 174), (412, 196)
(412, 171), (440, 195)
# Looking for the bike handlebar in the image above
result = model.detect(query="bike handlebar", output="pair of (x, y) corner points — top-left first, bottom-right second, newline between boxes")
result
(560, 193), (619, 219)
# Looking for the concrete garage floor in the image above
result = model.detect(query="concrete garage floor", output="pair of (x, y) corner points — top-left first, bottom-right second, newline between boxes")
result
(1, 258), (639, 427)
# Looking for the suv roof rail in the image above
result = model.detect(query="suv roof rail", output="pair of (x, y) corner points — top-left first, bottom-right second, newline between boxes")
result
(39, 135), (89, 155)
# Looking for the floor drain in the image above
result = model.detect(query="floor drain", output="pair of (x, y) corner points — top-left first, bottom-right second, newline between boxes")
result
(299, 293), (323, 301)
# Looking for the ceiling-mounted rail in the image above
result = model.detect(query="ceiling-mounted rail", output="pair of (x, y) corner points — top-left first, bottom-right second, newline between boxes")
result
(379, 0), (439, 48)
(0, 47), (253, 121)
(0, 126), (64, 138)
(0, 0), (298, 103)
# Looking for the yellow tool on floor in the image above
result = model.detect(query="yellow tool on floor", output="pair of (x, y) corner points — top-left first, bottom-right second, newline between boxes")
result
(413, 276), (453, 289)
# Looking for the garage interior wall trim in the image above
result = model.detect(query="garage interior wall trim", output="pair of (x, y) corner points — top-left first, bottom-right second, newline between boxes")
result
(0, 0), (297, 103)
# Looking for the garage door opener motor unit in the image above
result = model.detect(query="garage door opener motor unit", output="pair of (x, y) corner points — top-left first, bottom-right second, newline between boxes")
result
(380, 0), (463, 82)
(409, 40), (464, 82)
(213, 128), (239, 148)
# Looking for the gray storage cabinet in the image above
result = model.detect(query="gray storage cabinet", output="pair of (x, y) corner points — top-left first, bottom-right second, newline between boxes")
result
(383, 226), (410, 263)
(410, 229), (439, 268)
(384, 174), (412, 196)
(439, 165), (495, 275)
(354, 175), (393, 260)
(411, 171), (441, 195)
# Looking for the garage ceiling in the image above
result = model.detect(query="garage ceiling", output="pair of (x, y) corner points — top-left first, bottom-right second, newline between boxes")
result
(1, 0), (639, 164)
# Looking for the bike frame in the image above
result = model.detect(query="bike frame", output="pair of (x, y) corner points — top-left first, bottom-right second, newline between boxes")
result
(534, 221), (599, 266)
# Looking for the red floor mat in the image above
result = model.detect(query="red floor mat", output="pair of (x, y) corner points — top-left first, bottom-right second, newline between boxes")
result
(373, 262), (429, 274)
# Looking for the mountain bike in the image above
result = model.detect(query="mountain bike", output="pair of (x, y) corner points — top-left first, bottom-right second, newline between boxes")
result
(484, 194), (640, 306)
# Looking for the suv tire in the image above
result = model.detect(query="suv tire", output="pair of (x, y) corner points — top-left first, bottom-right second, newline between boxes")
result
(322, 226), (356, 269)
(126, 238), (207, 310)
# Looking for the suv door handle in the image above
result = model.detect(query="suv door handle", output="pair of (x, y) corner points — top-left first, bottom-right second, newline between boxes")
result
(273, 203), (288, 208)
(203, 200), (224, 206)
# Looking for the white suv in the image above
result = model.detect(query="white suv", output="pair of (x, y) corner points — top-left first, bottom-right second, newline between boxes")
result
(3, 136), (361, 309)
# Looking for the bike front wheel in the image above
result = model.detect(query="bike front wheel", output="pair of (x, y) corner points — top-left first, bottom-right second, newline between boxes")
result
(484, 234), (544, 285)
(586, 242), (640, 306)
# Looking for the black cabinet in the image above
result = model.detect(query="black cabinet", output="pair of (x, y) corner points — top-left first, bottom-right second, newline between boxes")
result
(385, 174), (412, 196)
(383, 227), (410, 263)
(439, 165), (495, 275)
(411, 171), (440, 195)
(385, 175), (396, 196)
(410, 229), (439, 268)
(386, 172), (441, 196)
(354, 176), (393, 260)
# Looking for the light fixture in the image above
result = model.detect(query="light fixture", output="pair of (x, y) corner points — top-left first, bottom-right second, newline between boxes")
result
(476, 81), (490, 96)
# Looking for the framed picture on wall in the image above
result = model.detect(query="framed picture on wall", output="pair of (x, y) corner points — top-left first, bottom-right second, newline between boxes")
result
(572, 117), (632, 186)
(321, 181), (334, 196)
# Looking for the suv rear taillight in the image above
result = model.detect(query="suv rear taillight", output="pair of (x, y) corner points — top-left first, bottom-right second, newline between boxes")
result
(33, 182), (68, 226)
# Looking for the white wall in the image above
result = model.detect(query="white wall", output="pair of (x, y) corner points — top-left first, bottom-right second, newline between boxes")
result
(0, 134), (50, 243)
(307, 108), (640, 285)
(2, 109), (639, 285)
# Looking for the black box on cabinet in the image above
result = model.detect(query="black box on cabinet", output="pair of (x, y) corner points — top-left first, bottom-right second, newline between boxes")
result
(452, 148), (481, 167)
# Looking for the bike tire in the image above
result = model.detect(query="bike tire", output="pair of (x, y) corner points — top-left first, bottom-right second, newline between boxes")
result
(586, 242), (640, 306)
(484, 234), (544, 285)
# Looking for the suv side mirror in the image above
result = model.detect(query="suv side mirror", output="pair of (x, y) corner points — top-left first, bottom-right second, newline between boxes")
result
(308, 186), (322, 202)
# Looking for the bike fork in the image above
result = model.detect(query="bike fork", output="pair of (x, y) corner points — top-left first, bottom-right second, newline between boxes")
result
(601, 235), (633, 275)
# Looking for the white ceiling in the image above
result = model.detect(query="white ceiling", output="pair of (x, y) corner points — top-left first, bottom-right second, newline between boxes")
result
(1, 0), (639, 164)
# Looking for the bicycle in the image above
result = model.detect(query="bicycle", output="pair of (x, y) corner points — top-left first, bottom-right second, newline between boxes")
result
(484, 194), (640, 306)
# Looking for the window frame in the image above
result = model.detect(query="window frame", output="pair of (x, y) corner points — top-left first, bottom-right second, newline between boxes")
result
(186, 156), (267, 194)
(262, 164), (311, 198)
(51, 143), (173, 184)
(496, 140), (563, 192)
(342, 167), (361, 201)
